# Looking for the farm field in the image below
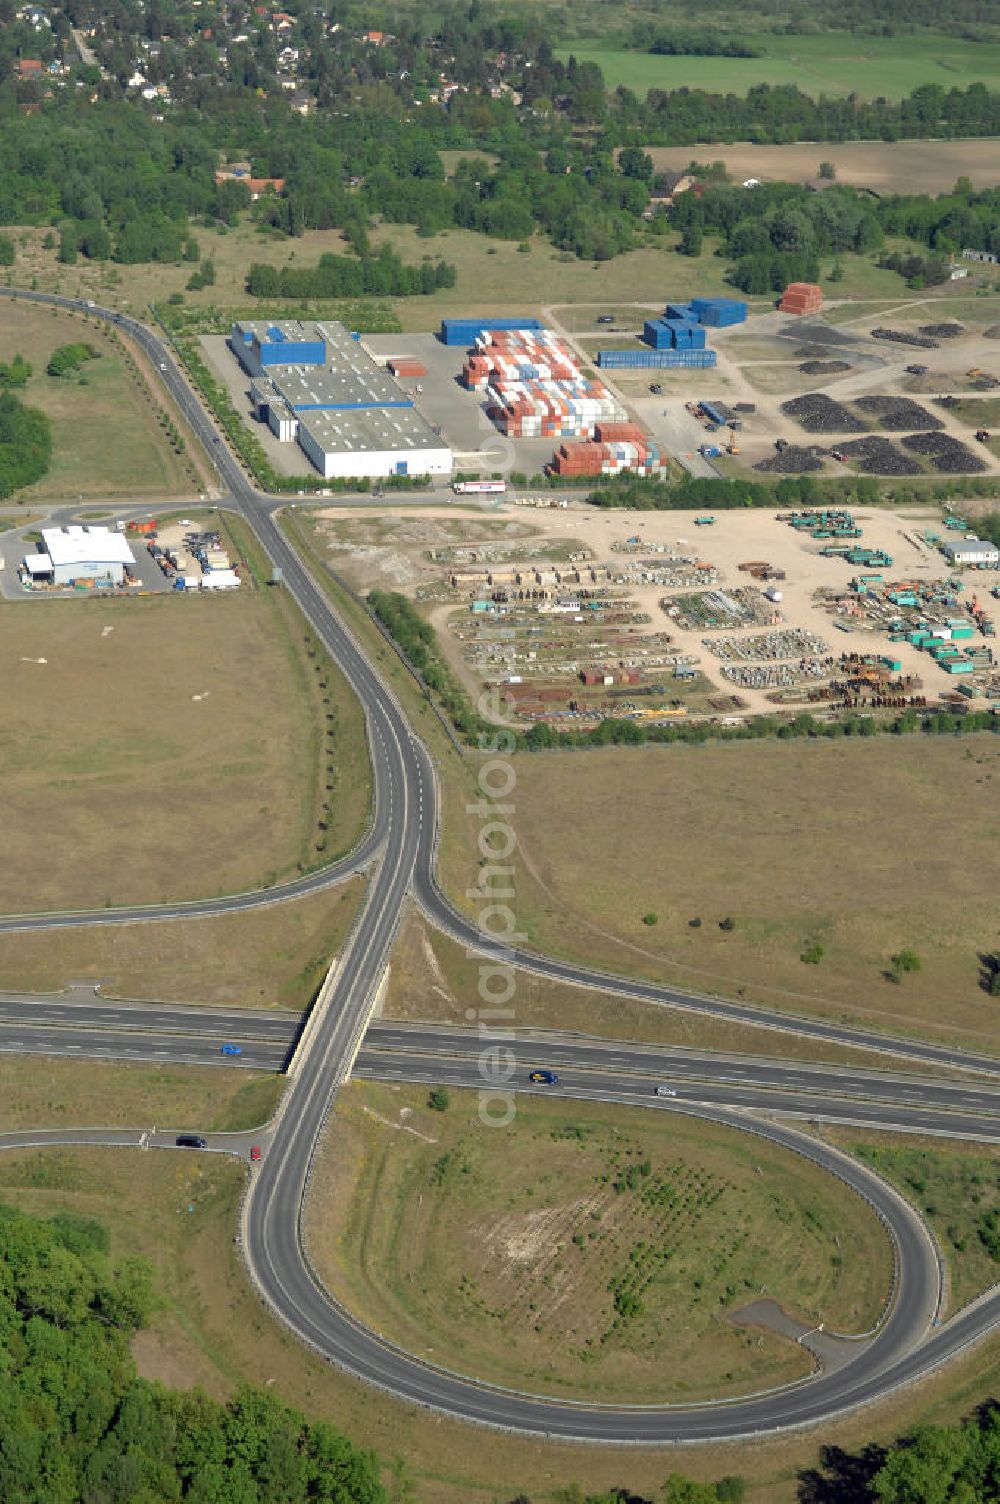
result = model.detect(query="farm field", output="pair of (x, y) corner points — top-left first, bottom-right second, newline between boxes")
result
(440, 736), (1000, 1054)
(0, 301), (192, 500)
(560, 34), (1000, 101)
(640, 138), (1000, 198)
(4, 1137), (1000, 1503)
(305, 1081), (890, 1403)
(0, 1056), (282, 1133)
(0, 578), (369, 910)
(0, 874), (364, 1006)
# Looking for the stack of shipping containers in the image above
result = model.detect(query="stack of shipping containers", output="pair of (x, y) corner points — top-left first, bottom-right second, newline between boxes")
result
(549, 422), (671, 479)
(462, 328), (627, 438)
(598, 348), (717, 369)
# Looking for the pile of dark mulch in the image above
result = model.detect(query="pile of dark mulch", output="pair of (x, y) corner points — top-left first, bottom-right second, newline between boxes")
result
(854, 395), (944, 432)
(799, 359), (852, 376)
(837, 436), (923, 475)
(780, 393), (867, 433)
(918, 323), (963, 338)
(900, 432), (987, 473)
(754, 446), (825, 473)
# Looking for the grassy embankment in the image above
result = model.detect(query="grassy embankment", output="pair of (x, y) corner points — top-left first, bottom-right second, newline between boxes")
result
(0, 1055), (283, 1133)
(825, 1129), (1000, 1315)
(305, 1081), (890, 1404)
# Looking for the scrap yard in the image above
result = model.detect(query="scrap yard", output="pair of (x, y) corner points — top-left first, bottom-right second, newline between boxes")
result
(311, 499), (999, 729)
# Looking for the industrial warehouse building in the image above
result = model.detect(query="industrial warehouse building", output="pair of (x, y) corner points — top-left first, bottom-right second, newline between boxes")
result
(24, 525), (136, 587)
(229, 319), (452, 480)
(944, 538), (1000, 567)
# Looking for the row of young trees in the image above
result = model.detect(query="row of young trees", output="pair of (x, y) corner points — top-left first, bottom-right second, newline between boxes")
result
(245, 248), (456, 300)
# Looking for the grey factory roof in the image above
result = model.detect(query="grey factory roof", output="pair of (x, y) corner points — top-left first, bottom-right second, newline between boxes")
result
(239, 318), (414, 411)
(269, 361), (406, 412)
(297, 404), (445, 455)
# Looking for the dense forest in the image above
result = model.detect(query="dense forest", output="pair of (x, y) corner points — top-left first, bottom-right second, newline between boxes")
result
(0, 392), (51, 497)
(0, 0), (999, 277)
(0, 1198), (387, 1503)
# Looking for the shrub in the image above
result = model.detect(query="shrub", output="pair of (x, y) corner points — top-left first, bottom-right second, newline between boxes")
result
(801, 941), (825, 965)
(719, 916), (736, 932)
(891, 948), (921, 976)
(642, 912), (658, 927)
(427, 1086), (450, 1112)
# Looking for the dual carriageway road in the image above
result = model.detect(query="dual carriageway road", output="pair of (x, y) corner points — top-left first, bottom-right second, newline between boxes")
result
(3, 288), (1000, 1442)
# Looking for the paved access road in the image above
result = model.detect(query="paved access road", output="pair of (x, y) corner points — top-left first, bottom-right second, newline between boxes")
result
(5, 289), (1000, 1443)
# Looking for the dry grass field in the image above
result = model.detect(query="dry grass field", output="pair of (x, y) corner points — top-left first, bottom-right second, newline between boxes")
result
(1, 1138), (998, 1503)
(306, 1081), (889, 1404)
(0, 1056), (282, 1132)
(0, 300), (194, 500)
(643, 138), (1000, 197)
(0, 875), (364, 1006)
(385, 910), (924, 1072)
(1, 581), (369, 911)
(439, 737), (1000, 1053)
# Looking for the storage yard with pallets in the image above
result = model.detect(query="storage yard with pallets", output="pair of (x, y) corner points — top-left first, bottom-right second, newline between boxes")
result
(308, 500), (1000, 727)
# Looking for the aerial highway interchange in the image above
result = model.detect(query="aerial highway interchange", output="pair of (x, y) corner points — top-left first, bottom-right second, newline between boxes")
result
(4, 287), (1000, 1444)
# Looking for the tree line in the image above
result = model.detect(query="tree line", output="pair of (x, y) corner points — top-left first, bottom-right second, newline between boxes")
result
(667, 174), (1000, 292)
(246, 248), (456, 300)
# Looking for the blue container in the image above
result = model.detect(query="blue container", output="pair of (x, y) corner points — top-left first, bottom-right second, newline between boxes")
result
(440, 317), (542, 346)
(690, 297), (747, 328)
(665, 303), (695, 321)
(662, 319), (706, 349)
(598, 349), (717, 369)
(643, 319), (673, 349)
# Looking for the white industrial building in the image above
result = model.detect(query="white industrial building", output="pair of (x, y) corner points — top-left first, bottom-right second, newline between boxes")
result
(944, 537), (1000, 567)
(26, 526), (136, 587)
(229, 318), (452, 480)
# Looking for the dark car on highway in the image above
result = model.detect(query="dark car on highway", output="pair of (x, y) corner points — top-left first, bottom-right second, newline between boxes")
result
(528, 1070), (559, 1085)
(176, 1134), (207, 1149)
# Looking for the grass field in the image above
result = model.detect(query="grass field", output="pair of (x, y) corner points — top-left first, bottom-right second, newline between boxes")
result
(560, 33), (1000, 101)
(0, 301), (193, 500)
(438, 737), (1000, 1053)
(825, 1131), (1000, 1315)
(305, 1081), (889, 1404)
(0, 1056), (282, 1132)
(4, 1137), (1000, 1503)
(1, 573), (369, 910)
(0, 874), (364, 1006)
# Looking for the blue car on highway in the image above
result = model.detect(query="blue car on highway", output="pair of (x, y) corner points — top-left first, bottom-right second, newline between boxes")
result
(528, 1070), (558, 1085)
(220, 1043), (242, 1057)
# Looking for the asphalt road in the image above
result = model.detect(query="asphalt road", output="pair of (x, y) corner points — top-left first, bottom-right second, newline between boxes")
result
(6, 999), (1000, 1135)
(5, 288), (1000, 1443)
